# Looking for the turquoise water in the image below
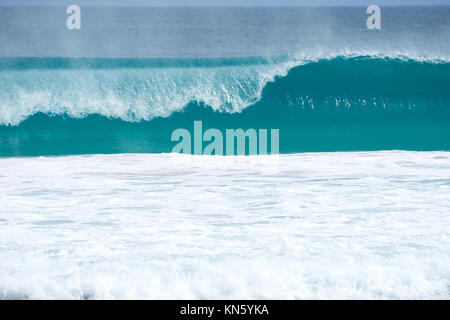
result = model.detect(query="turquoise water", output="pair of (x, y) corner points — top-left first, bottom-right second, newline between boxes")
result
(0, 56), (449, 156)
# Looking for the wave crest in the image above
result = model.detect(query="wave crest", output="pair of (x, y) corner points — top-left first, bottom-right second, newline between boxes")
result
(0, 53), (449, 126)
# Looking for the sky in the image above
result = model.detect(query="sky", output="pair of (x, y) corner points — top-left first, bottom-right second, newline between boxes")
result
(2, 0), (450, 6)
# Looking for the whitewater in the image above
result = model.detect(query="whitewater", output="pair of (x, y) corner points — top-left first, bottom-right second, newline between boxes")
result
(0, 151), (449, 299)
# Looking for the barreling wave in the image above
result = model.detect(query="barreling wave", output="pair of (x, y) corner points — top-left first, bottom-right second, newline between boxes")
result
(0, 53), (449, 156)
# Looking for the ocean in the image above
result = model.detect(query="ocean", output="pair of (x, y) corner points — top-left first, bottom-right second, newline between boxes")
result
(0, 6), (449, 299)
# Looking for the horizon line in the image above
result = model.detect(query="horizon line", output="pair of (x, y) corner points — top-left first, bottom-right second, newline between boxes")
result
(1, 4), (449, 7)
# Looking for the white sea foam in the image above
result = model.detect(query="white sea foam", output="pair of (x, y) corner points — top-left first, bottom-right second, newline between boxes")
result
(0, 151), (449, 299)
(0, 59), (292, 126)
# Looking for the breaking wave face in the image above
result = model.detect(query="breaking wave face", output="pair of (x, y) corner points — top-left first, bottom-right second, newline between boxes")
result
(0, 54), (450, 156)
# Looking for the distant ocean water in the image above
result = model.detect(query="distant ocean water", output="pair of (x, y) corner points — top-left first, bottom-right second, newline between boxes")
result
(0, 6), (449, 299)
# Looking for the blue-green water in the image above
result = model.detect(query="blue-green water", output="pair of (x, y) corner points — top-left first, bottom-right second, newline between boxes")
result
(0, 7), (449, 156)
(0, 56), (449, 156)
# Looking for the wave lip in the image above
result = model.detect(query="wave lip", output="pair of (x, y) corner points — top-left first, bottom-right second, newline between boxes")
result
(0, 55), (296, 126)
